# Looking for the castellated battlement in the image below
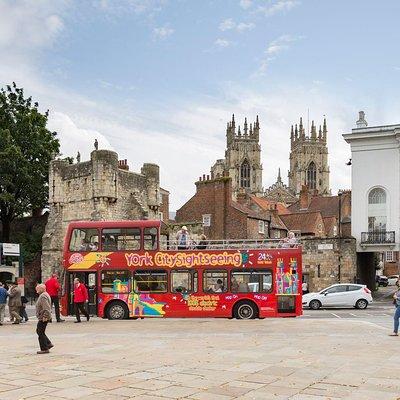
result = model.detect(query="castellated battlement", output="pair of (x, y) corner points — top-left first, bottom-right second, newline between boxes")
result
(42, 149), (163, 279)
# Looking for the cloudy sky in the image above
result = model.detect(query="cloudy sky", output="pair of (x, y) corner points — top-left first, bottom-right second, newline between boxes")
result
(1, 0), (400, 211)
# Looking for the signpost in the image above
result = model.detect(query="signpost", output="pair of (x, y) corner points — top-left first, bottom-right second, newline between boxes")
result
(0, 242), (23, 280)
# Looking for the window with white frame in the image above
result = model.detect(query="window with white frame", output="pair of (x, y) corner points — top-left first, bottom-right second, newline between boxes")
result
(386, 251), (394, 262)
(368, 187), (387, 231)
(202, 214), (211, 227)
(258, 220), (265, 234)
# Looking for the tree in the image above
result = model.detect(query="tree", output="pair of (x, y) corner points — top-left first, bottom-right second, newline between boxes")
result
(0, 83), (60, 242)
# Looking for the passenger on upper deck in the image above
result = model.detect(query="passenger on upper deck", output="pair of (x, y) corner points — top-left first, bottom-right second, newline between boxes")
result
(281, 231), (298, 248)
(196, 234), (208, 250)
(176, 226), (190, 250)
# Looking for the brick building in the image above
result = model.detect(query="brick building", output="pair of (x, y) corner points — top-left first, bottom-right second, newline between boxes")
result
(175, 174), (272, 240)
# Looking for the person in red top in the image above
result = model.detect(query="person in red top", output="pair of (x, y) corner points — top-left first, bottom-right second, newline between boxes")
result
(73, 278), (90, 323)
(45, 273), (64, 323)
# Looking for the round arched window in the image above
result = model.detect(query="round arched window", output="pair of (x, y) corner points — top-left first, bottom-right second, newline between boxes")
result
(368, 188), (387, 231)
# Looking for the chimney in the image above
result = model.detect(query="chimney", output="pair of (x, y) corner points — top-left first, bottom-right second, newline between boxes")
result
(299, 185), (310, 210)
(118, 159), (129, 171)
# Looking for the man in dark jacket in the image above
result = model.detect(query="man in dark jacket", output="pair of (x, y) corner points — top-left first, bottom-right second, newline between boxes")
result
(35, 284), (53, 354)
(45, 273), (64, 322)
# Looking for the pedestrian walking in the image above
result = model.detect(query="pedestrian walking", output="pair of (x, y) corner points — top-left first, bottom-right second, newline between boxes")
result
(19, 295), (29, 322)
(35, 284), (53, 354)
(176, 226), (190, 250)
(390, 280), (400, 336)
(45, 273), (65, 322)
(73, 278), (90, 323)
(8, 281), (22, 324)
(0, 282), (8, 326)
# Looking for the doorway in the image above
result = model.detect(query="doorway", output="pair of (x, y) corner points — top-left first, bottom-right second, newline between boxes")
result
(68, 272), (97, 316)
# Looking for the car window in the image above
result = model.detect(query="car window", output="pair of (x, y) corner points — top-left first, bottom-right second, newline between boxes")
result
(325, 285), (347, 294)
(347, 285), (361, 292)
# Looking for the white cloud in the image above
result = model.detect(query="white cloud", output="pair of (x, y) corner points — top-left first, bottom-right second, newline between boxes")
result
(48, 112), (114, 161)
(153, 25), (174, 39)
(258, 0), (299, 17)
(0, 1), (66, 53)
(255, 34), (303, 76)
(237, 22), (255, 32)
(215, 38), (232, 48)
(219, 18), (236, 31)
(219, 19), (255, 33)
(239, 0), (253, 10)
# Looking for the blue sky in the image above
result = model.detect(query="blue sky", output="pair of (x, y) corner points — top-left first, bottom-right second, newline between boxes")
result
(1, 0), (400, 211)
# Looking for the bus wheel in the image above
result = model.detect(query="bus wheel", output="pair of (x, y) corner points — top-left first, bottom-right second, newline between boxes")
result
(106, 301), (128, 320)
(234, 301), (257, 320)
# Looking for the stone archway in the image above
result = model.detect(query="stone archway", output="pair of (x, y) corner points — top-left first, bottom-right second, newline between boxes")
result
(0, 271), (14, 284)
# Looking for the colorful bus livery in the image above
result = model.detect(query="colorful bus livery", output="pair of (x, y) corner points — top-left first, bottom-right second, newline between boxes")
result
(61, 220), (302, 320)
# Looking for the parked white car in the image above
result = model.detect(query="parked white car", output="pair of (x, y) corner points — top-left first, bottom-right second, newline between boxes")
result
(302, 284), (372, 310)
(387, 275), (399, 286)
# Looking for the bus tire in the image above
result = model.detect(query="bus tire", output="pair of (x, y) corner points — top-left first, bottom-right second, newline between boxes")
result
(233, 301), (258, 320)
(105, 301), (129, 320)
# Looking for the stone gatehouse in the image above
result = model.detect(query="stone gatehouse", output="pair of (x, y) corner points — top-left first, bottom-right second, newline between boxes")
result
(41, 149), (167, 279)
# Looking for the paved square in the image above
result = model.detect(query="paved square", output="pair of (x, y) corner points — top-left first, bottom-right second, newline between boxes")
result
(0, 317), (399, 399)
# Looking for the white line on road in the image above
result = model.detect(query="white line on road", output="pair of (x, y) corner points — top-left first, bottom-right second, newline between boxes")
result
(349, 313), (357, 317)
(331, 313), (341, 318)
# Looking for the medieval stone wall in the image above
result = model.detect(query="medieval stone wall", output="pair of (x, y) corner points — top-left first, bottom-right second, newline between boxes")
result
(301, 237), (357, 292)
(41, 150), (164, 279)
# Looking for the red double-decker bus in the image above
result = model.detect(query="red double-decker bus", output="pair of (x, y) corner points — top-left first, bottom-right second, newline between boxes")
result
(60, 220), (302, 319)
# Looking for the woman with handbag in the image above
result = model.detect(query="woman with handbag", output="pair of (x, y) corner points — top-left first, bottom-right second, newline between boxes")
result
(390, 280), (400, 336)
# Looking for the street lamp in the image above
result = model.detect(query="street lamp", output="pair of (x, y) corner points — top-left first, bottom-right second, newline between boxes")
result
(338, 191), (343, 283)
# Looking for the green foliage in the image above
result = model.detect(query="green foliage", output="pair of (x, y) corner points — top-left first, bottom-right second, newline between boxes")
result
(0, 83), (60, 241)
(12, 229), (43, 264)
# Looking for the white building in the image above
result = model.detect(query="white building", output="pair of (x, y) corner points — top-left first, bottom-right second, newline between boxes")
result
(343, 112), (400, 285)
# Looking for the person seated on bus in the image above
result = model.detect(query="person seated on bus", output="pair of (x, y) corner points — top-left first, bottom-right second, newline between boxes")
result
(196, 234), (208, 250)
(103, 234), (117, 251)
(79, 239), (90, 252)
(231, 277), (239, 293)
(208, 279), (224, 293)
(89, 242), (98, 251)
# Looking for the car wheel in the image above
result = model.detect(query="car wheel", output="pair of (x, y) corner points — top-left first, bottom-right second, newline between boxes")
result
(106, 301), (129, 320)
(234, 301), (257, 319)
(355, 299), (368, 309)
(309, 300), (321, 310)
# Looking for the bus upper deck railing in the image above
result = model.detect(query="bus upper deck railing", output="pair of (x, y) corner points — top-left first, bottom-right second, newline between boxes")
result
(160, 238), (300, 251)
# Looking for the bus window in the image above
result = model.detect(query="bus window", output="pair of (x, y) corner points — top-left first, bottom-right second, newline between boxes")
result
(204, 270), (227, 293)
(101, 270), (130, 294)
(134, 270), (167, 293)
(144, 227), (158, 250)
(102, 228), (141, 251)
(69, 228), (99, 252)
(171, 271), (198, 293)
(231, 270), (272, 293)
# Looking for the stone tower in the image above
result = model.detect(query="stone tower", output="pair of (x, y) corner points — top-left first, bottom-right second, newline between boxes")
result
(41, 149), (163, 279)
(211, 114), (263, 199)
(288, 117), (330, 196)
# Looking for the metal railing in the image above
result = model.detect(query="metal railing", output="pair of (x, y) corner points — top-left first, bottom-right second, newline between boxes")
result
(361, 231), (395, 244)
(160, 238), (300, 251)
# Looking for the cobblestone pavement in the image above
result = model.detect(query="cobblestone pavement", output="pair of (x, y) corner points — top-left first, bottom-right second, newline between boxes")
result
(0, 317), (399, 400)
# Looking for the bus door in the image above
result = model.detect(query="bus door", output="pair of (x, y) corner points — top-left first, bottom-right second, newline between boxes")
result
(68, 272), (97, 316)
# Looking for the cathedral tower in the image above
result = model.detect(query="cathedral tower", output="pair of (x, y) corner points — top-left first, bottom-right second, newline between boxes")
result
(211, 114), (263, 199)
(288, 117), (330, 196)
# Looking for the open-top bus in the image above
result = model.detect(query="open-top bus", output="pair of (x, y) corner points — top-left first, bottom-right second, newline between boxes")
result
(60, 220), (302, 319)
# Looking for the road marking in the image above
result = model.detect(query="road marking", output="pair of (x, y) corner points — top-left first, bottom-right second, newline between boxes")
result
(331, 313), (341, 318)
(349, 313), (357, 317)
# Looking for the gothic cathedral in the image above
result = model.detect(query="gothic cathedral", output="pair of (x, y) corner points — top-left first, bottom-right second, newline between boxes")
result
(211, 115), (263, 199)
(288, 117), (330, 196)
